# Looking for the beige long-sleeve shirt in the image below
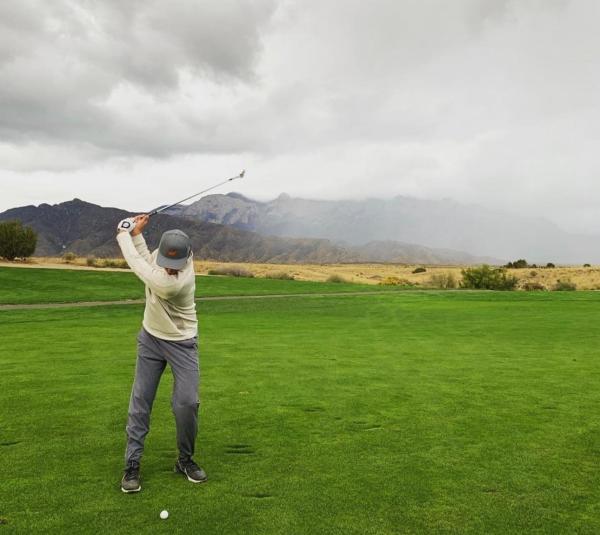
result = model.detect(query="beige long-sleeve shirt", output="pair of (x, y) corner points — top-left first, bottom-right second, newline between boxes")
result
(116, 232), (198, 341)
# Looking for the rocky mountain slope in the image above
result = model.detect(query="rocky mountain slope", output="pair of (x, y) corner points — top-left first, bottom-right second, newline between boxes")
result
(176, 193), (598, 264)
(0, 199), (499, 264)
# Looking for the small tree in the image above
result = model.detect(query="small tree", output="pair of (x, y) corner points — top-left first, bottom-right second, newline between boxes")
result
(461, 265), (518, 291)
(0, 221), (37, 260)
(505, 259), (528, 269)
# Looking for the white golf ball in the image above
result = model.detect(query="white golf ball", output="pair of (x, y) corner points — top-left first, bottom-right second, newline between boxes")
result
(160, 510), (169, 520)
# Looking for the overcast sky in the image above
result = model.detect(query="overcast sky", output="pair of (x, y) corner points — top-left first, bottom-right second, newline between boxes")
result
(0, 0), (598, 233)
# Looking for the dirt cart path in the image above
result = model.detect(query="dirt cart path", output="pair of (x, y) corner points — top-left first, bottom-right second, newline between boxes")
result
(0, 290), (406, 311)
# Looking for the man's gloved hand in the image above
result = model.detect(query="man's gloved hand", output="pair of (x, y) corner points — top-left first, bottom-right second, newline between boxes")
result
(117, 217), (136, 233)
(117, 214), (149, 235)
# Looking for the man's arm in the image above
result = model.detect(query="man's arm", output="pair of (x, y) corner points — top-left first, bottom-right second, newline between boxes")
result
(127, 214), (152, 263)
(117, 216), (183, 299)
(131, 234), (152, 263)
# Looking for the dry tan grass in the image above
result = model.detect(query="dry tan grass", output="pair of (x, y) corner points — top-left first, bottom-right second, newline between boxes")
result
(3, 257), (600, 290)
(506, 266), (600, 291)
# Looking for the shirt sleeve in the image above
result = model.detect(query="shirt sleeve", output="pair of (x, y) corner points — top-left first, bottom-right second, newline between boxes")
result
(131, 233), (153, 263)
(117, 232), (184, 300)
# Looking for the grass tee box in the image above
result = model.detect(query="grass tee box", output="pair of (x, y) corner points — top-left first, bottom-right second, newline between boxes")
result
(0, 266), (403, 305)
(2, 291), (600, 533)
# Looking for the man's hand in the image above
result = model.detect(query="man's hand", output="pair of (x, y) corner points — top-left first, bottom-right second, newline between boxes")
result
(130, 214), (149, 236)
(117, 218), (136, 233)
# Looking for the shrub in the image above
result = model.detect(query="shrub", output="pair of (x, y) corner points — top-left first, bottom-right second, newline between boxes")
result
(63, 252), (77, 263)
(0, 220), (37, 260)
(520, 281), (546, 291)
(460, 265), (518, 291)
(86, 256), (98, 267)
(208, 266), (254, 278)
(505, 259), (528, 269)
(102, 259), (129, 269)
(428, 272), (458, 289)
(553, 279), (576, 291)
(326, 274), (346, 283)
(412, 267), (427, 274)
(584, 263), (591, 268)
(378, 276), (413, 286)
(546, 262), (556, 268)
(265, 272), (295, 280)
(530, 271), (538, 277)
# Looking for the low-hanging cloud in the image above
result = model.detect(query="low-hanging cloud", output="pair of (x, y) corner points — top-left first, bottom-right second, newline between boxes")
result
(0, 0), (276, 156)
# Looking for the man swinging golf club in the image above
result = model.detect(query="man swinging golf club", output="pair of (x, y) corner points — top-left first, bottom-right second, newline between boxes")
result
(116, 214), (206, 493)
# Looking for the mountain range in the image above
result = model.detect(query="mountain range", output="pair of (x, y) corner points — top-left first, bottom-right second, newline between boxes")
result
(0, 199), (499, 265)
(172, 193), (599, 264)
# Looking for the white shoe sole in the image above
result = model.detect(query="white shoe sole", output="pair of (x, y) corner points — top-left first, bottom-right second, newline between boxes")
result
(121, 485), (141, 493)
(175, 465), (208, 484)
(185, 473), (207, 484)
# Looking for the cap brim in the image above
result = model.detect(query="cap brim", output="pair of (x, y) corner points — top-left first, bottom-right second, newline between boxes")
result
(156, 252), (189, 270)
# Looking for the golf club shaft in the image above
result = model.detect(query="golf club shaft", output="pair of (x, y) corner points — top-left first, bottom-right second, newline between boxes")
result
(148, 170), (245, 216)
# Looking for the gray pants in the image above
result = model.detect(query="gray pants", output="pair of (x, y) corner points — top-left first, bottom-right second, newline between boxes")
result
(125, 328), (200, 466)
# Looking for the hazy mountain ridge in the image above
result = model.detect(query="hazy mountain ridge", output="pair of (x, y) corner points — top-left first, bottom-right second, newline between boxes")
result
(0, 199), (499, 265)
(176, 193), (599, 264)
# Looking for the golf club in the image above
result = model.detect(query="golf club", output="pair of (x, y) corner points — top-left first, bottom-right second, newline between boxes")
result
(117, 170), (245, 233)
(148, 170), (246, 217)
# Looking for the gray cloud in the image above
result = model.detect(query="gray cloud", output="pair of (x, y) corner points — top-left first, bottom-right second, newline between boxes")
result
(0, 0), (276, 153)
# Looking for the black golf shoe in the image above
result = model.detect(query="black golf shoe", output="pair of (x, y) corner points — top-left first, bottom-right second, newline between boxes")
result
(121, 460), (141, 493)
(174, 457), (208, 484)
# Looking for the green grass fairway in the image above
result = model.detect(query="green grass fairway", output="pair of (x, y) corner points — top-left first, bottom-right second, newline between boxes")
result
(0, 266), (401, 305)
(2, 289), (600, 533)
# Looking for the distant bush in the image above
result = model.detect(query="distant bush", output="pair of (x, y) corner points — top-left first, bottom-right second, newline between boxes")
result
(505, 259), (529, 269)
(553, 279), (577, 291)
(461, 265), (518, 291)
(584, 263), (591, 268)
(63, 252), (77, 263)
(520, 281), (547, 291)
(378, 276), (413, 286)
(102, 259), (129, 269)
(84, 256), (128, 269)
(326, 274), (347, 283)
(428, 272), (458, 289)
(546, 262), (556, 268)
(208, 266), (254, 278)
(0, 220), (37, 260)
(412, 267), (427, 274)
(265, 272), (295, 280)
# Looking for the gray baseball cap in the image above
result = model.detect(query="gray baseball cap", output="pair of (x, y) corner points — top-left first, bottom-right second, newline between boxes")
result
(156, 229), (192, 270)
